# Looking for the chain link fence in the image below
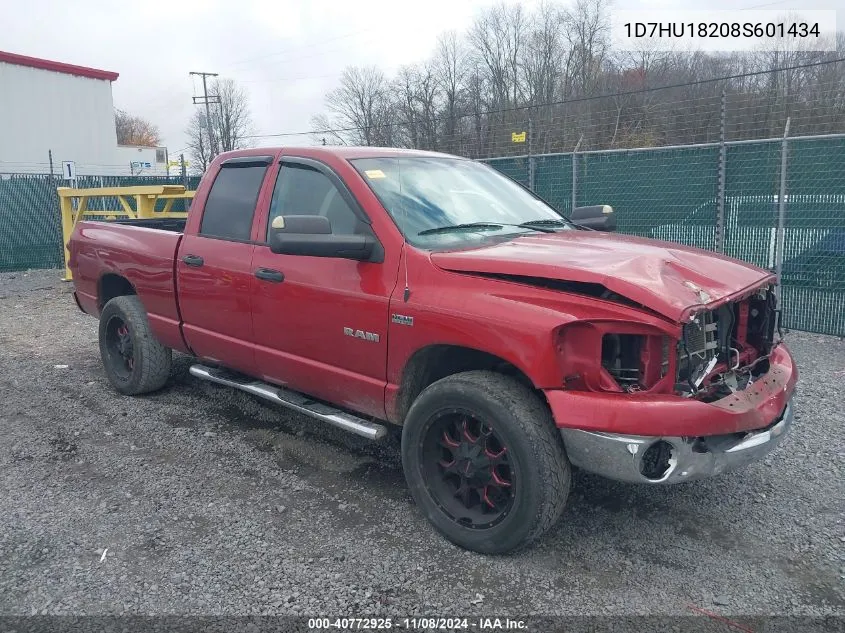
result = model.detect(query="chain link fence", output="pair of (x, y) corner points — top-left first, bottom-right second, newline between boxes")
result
(0, 174), (201, 273)
(480, 133), (845, 336)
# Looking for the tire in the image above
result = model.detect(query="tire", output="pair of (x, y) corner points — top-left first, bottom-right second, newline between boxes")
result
(401, 370), (570, 554)
(98, 295), (172, 395)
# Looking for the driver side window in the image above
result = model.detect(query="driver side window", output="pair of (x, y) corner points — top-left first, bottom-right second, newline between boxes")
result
(267, 163), (363, 240)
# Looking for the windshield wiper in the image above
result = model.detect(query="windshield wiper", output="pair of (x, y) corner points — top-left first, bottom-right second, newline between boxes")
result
(418, 222), (505, 236)
(523, 217), (595, 231)
(418, 221), (557, 236)
(518, 218), (569, 228)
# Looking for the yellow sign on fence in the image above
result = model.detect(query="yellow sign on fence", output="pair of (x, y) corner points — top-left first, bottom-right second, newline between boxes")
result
(512, 131), (526, 143)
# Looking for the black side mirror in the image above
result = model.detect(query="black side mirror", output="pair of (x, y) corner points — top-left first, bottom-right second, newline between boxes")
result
(570, 205), (616, 231)
(269, 215), (375, 261)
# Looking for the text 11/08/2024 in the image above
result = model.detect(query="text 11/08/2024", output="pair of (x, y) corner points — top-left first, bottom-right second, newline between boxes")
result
(307, 617), (527, 630)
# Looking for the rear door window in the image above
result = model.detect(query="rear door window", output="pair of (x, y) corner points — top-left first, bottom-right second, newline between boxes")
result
(200, 164), (269, 241)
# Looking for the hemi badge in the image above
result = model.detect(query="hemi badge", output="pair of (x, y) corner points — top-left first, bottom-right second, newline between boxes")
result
(391, 314), (414, 326)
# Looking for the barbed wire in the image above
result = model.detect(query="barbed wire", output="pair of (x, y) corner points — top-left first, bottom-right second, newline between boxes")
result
(243, 56), (845, 144)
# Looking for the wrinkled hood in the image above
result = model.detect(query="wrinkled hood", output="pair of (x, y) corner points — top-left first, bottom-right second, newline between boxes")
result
(430, 231), (775, 322)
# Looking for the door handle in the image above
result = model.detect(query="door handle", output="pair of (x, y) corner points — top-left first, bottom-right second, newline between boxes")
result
(255, 268), (285, 283)
(182, 254), (204, 267)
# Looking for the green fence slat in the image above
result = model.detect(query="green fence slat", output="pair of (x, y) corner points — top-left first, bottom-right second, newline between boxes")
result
(0, 174), (195, 273)
(777, 137), (845, 335)
(485, 157), (530, 187)
(482, 138), (845, 336)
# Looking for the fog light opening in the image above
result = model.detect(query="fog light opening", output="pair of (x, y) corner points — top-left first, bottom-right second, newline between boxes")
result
(640, 440), (676, 481)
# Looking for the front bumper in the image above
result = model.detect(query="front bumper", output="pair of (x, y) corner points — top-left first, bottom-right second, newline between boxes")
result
(547, 343), (797, 484)
(560, 398), (794, 484)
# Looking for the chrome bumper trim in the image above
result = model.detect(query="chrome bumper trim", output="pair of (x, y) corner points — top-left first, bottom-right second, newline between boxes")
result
(559, 399), (794, 484)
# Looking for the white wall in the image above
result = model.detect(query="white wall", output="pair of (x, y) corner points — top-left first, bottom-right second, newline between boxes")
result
(0, 62), (119, 176)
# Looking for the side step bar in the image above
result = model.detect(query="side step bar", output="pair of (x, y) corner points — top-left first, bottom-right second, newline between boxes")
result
(188, 364), (388, 441)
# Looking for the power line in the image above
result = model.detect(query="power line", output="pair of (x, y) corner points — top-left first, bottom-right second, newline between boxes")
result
(221, 27), (379, 70)
(239, 71), (345, 85)
(242, 56), (845, 140)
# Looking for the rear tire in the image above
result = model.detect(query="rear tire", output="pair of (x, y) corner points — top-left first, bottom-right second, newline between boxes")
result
(99, 295), (172, 395)
(401, 371), (570, 554)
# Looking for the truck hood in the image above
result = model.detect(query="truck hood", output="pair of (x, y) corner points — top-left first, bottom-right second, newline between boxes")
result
(430, 231), (775, 322)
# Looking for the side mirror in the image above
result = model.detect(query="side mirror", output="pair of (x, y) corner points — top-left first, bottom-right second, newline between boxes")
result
(570, 205), (616, 231)
(269, 215), (375, 261)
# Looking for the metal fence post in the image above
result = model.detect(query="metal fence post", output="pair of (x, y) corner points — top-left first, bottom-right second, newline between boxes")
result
(527, 117), (535, 192)
(715, 89), (727, 253)
(774, 117), (791, 331)
(571, 135), (583, 211)
(181, 154), (188, 190)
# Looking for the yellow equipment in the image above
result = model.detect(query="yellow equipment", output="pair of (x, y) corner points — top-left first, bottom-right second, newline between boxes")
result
(57, 185), (195, 280)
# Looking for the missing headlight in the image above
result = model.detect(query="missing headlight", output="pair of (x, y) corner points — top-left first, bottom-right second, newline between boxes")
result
(601, 334), (641, 388)
(601, 334), (670, 391)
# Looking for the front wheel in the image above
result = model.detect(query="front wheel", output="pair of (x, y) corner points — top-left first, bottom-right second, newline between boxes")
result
(99, 295), (172, 395)
(401, 371), (571, 554)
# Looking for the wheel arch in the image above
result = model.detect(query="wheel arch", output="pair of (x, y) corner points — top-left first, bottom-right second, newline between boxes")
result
(393, 344), (539, 423)
(98, 273), (137, 311)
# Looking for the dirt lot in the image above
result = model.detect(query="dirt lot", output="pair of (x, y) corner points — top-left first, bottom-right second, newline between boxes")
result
(1, 269), (843, 619)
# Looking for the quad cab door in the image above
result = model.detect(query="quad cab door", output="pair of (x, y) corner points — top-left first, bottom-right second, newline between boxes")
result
(250, 157), (396, 419)
(176, 156), (274, 375)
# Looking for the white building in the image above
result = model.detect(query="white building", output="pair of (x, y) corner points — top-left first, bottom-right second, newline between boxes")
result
(115, 145), (170, 177)
(0, 50), (168, 177)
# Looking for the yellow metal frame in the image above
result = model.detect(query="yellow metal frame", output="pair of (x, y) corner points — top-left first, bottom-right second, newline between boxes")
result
(58, 185), (195, 280)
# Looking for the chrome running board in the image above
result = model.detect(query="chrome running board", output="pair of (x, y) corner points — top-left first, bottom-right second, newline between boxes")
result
(188, 364), (388, 441)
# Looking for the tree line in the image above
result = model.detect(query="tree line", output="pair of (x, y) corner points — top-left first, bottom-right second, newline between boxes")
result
(312, 0), (845, 156)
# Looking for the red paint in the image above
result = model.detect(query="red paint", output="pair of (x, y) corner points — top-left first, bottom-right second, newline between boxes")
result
(737, 301), (750, 346)
(68, 146), (797, 438)
(546, 344), (796, 436)
(0, 50), (119, 81)
(431, 231), (777, 323)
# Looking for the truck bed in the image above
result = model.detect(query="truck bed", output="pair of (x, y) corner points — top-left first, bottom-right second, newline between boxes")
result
(68, 220), (186, 351)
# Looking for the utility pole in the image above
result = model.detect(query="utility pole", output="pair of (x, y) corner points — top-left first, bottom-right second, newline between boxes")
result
(190, 71), (220, 159)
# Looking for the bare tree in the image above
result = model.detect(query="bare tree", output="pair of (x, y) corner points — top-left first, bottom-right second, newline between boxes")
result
(562, 0), (610, 97)
(434, 31), (467, 152)
(215, 79), (254, 152)
(185, 110), (211, 172)
(318, 66), (395, 146)
(309, 114), (349, 146)
(309, 0), (844, 156)
(114, 109), (161, 146)
(521, 1), (566, 106)
(468, 2), (528, 110)
(185, 78), (253, 171)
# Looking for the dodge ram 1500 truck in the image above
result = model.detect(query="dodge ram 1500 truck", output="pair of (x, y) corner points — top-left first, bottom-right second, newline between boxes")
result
(68, 147), (797, 554)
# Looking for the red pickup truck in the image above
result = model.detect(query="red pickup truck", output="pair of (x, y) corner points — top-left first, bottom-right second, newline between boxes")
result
(68, 147), (797, 553)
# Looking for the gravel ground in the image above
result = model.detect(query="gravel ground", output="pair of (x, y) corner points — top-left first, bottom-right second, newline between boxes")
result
(0, 269), (843, 619)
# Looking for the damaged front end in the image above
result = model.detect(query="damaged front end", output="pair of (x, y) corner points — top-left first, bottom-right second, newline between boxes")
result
(676, 285), (780, 401)
(551, 282), (796, 484)
(558, 283), (782, 401)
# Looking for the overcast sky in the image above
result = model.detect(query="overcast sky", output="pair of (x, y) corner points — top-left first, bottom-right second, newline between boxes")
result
(2, 0), (843, 159)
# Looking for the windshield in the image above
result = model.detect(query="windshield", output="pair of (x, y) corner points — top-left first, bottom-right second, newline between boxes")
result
(350, 157), (572, 248)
